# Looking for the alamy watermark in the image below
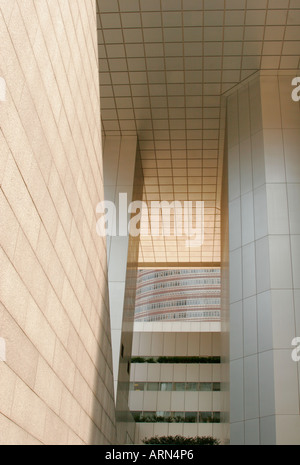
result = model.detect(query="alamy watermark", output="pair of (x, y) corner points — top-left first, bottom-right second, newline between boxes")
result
(0, 77), (6, 102)
(291, 337), (300, 362)
(291, 77), (300, 102)
(96, 194), (204, 248)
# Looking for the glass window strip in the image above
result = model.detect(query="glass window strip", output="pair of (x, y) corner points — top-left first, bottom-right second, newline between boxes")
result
(130, 381), (221, 392)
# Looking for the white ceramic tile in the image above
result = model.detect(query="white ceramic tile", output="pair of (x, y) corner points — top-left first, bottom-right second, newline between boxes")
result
(143, 391), (158, 411)
(230, 248), (243, 304)
(254, 185), (268, 240)
(163, 333), (176, 356)
(129, 391), (144, 410)
(103, 137), (121, 186)
(249, 79), (263, 135)
(200, 332), (212, 355)
(258, 350), (275, 417)
(291, 235), (300, 289)
(269, 235), (293, 289)
(243, 296), (258, 357)
(240, 138), (253, 196)
(294, 290), (300, 337)
(156, 392), (171, 411)
(109, 282), (126, 330)
(275, 416), (300, 445)
(257, 291), (273, 353)
(287, 184), (300, 235)
(158, 364), (173, 382)
(170, 392), (185, 410)
(230, 359), (244, 423)
(242, 242), (256, 299)
(227, 94), (239, 149)
(184, 392), (199, 411)
(230, 301), (243, 361)
(228, 145), (240, 202)
(251, 131), (266, 189)
(271, 290), (296, 349)
(283, 129), (300, 183)
(149, 333), (164, 357)
(245, 419), (260, 445)
(199, 364), (212, 382)
(138, 334), (152, 356)
(263, 129), (286, 183)
(241, 191), (255, 246)
(230, 422), (245, 445)
(229, 198), (241, 251)
(266, 184), (289, 235)
(238, 87), (251, 142)
(260, 415), (276, 445)
(198, 392), (213, 411)
(244, 355), (259, 420)
(273, 350), (300, 415)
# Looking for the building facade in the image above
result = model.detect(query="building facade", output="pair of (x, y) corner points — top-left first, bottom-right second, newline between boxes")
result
(129, 331), (222, 444)
(135, 268), (221, 322)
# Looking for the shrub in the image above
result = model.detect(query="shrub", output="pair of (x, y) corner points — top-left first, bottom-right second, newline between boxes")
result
(142, 435), (220, 445)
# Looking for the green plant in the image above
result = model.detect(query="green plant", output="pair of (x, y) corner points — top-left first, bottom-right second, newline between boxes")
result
(142, 435), (220, 445)
(131, 356), (221, 364)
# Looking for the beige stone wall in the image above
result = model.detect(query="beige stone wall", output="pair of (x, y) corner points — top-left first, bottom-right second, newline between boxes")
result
(0, 0), (116, 444)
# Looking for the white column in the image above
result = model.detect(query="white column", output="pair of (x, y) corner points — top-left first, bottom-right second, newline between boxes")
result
(226, 72), (300, 445)
(102, 136), (137, 400)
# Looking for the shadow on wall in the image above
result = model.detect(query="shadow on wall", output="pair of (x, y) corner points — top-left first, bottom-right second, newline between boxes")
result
(89, 277), (118, 445)
(114, 146), (144, 445)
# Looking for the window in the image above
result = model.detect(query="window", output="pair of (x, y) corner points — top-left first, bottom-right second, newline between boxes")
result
(173, 412), (185, 422)
(213, 412), (221, 423)
(156, 411), (172, 422)
(199, 382), (212, 391)
(148, 382), (160, 391)
(186, 382), (198, 391)
(133, 382), (145, 391)
(130, 380), (221, 392)
(199, 412), (213, 423)
(174, 382), (186, 391)
(161, 382), (173, 391)
(185, 412), (197, 423)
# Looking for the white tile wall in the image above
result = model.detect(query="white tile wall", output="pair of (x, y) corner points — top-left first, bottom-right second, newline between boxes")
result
(226, 72), (300, 444)
(288, 185), (300, 235)
(245, 419), (260, 445)
(230, 301), (243, 361)
(243, 296), (258, 357)
(244, 355), (259, 420)
(291, 236), (300, 288)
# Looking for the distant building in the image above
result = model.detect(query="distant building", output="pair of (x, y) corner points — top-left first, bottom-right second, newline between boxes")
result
(135, 269), (221, 322)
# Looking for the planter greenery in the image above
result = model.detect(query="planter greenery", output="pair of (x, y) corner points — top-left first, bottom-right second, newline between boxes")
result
(131, 356), (221, 364)
(142, 435), (220, 446)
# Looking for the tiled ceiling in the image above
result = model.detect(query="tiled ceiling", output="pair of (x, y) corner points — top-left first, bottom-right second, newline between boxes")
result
(96, 0), (300, 266)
